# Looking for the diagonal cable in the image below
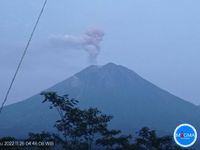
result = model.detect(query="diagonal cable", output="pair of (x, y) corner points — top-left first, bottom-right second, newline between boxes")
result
(0, 0), (48, 113)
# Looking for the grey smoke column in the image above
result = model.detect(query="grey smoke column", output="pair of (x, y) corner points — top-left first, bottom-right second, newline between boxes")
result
(49, 28), (105, 64)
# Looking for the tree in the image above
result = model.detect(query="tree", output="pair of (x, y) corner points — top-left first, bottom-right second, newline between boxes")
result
(96, 129), (131, 150)
(81, 108), (113, 150)
(40, 92), (129, 150)
(0, 92), (196, 150)
(41, 92), (84, 149)
(23, 92), (196, 150)
(27, 131), (55, 150)
(133, 127), (195, 150)
(0, 137), (21, 150)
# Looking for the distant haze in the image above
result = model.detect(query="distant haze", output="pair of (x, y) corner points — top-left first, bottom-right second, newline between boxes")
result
(0, 0), (200, 105)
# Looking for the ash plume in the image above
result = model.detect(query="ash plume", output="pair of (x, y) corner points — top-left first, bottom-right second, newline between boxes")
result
(49, 28), (105, 64)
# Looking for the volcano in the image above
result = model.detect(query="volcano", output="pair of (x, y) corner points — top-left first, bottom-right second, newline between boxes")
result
(0, 63), (199, 138)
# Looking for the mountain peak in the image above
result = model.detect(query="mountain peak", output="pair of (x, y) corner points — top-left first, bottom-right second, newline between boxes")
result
(73, 62), (140, 81)
(1, 62), (199, 139)
(75, 62), (120, 76)
(84, 62), (119, 70)
(102, 62), (118, 68)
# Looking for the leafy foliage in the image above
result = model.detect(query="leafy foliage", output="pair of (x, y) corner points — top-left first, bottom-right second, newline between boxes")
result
(0, 92), (196, 150)
(131, 127), (195, 150)
(40, 92), (129, 150)
(38, 92), (196, 150)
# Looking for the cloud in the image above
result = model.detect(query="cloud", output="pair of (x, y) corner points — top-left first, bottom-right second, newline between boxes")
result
(49, 28), (105, 64)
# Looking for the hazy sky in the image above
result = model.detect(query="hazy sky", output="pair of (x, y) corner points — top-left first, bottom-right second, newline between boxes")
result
(0, 0), (200, 105)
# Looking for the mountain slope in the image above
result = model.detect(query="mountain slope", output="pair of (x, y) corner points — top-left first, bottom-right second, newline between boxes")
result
(0, 63), (199, 138)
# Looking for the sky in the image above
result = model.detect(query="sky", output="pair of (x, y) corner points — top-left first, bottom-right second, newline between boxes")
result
(0, 0), (200, 105)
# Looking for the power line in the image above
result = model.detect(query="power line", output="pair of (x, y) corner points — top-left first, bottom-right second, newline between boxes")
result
(0, 0), (48, 113)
